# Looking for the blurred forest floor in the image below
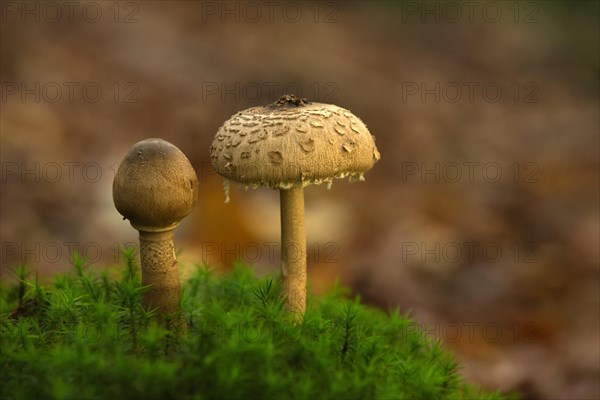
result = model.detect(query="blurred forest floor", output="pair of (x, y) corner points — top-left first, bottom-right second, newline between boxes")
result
(1, 2), (598, 399)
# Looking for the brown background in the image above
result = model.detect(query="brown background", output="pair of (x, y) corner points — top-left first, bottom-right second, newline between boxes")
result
(1, 1), (598, 398)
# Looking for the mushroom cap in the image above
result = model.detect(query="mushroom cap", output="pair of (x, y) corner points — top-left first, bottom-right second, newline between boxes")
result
(113, 138), (199, 230)
(209, 96), (380, 190)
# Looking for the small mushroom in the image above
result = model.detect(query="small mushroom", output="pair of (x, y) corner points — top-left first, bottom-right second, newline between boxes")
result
(113, 138), (198, 330)
(210, 95), (380, 319)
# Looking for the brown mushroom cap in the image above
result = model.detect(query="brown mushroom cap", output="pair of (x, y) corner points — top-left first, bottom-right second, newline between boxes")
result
(113, 138), (199, 230)
(210, 96), (380, 192)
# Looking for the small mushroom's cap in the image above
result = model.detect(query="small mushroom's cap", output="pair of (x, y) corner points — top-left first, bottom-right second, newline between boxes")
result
(210, 95), (380, 193)
(113, 138), (199, 230)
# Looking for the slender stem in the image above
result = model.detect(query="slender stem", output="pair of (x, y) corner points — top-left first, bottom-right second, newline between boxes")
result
(138, 229), (186, 333)
(280, 185), (307, 319)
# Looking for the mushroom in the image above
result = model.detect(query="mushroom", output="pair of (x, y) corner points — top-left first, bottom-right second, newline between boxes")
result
(210, 95), (380, 318)
(113, 138), (198, 330)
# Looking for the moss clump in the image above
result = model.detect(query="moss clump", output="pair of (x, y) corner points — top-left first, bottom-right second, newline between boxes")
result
(0, 252), (509, 400)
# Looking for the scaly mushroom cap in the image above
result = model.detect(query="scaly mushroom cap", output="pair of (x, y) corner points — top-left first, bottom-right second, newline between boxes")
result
(210, 95), (380, 192)
(113, 138), (199, 230)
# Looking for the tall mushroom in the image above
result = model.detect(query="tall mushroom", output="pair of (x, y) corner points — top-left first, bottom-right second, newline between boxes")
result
(113, 138), (198, 330)
(210, 95), (380, 318)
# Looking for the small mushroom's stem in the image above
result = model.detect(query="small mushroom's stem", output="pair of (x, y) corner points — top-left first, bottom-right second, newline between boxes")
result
(280, 185), (307, 320)
(137, 228), (186, 334)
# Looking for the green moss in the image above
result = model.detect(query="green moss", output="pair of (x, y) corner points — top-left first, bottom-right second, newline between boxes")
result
(0, 254), (510, 400)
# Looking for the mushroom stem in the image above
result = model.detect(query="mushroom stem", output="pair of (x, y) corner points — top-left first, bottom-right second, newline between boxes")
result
(280, 185), (307, 319)
(137, 227), (186, 333)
